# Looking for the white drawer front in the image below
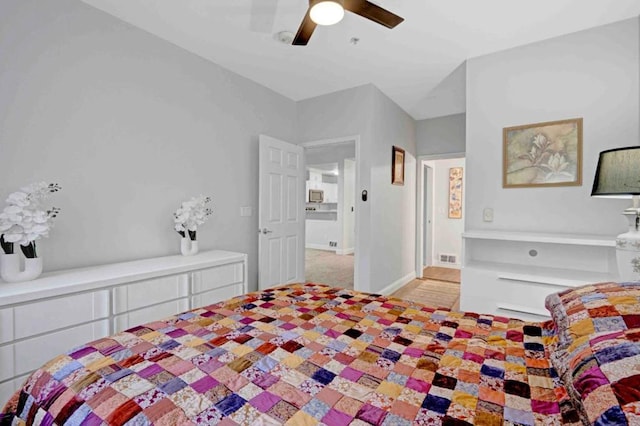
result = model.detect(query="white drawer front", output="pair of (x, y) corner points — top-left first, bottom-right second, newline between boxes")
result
(0, 344), (15, 381)
(14, 290), (109, 339)
(113, 298), (189, 333)
(14, 320), (109, 376)
(495, 276), (566, 314)
(113, 274), (189, 314)
(191, 283), (244, 308)
(0, 374), (28, 408)
(0, 308), (13, 344)
(461, 267), (557, 320)
(192, 264), (243, 294)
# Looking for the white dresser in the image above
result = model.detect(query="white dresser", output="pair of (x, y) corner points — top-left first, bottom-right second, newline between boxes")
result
(0, 250), (247, 405)
(461, 230), (618, 321)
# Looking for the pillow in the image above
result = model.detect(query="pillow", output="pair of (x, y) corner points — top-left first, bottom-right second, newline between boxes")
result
(544, 282), (640, 424)
(545, 282), (640, 351)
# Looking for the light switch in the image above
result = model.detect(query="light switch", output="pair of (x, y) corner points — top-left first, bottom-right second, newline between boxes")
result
(240, 206), (252, 217)
(483, 208), (494, 222)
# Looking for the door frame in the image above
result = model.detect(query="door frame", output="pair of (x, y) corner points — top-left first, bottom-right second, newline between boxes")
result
(300, 135), (362, 291)
(415, 152), (465, 278)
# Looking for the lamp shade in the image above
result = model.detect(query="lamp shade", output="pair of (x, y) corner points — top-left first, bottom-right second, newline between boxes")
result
(591, 146), (640, 198)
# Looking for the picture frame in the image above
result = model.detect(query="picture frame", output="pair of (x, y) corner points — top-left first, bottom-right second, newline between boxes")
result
(392, 146), (405, 185)
(503, 117), (583, 188)
(448, 167), (463, 219)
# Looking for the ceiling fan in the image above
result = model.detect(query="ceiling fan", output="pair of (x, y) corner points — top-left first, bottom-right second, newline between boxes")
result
(292, 0), (404, 46)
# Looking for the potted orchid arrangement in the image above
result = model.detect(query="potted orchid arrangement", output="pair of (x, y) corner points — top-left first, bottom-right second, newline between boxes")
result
(173, 195), (212, 256)
(0, 182), (61, 282)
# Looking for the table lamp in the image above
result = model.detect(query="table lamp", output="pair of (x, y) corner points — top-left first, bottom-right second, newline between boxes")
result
(592, 146), (640, 281)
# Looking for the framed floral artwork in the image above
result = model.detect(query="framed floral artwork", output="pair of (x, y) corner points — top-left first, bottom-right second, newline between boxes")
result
(448, 167), (463, 219)
(503, 118), (583, 188)
(392, 146), (405, 185)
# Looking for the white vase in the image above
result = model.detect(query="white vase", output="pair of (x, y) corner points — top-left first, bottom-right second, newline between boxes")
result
(180, 238), (199, 256)
(0, 254), (43, 282)
(616, 212), (640, 282)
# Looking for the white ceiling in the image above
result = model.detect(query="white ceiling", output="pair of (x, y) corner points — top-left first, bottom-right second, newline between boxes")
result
(81, 0), (640, 120)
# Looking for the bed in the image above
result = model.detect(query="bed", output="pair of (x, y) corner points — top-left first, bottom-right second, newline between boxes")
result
(1, 282), (639, 425)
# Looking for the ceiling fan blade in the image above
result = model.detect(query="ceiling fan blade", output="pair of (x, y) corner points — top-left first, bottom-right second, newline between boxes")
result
(249, 0), (278, 33)
(292, 8), (317, 46)
(343, 0), (404, 28)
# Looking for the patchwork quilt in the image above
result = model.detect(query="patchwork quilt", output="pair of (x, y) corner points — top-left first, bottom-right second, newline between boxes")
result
(546, 282), (640, 424)
(1, 283), (581, 425)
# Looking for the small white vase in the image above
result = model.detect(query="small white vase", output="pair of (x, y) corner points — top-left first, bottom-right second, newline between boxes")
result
(0, 254), (43, 282)
(180, 238), (199, 256)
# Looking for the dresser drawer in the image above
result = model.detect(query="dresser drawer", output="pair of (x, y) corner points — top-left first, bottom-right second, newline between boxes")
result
(0, 344), (14, 382)
(0, 308), (13, 344)
(113, 298), (189, 333)
(12, 290), (109, 340)
(191, 263), (243, 294)
(191, 282), (244, 308)
(113, 274), (189, 314)
(13, 320), (109, 376)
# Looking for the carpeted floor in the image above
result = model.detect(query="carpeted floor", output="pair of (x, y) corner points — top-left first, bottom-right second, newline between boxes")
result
(305, 248), (354, 289)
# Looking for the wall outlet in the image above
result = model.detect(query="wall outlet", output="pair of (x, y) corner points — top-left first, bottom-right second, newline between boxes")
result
(483, 208), (494, 222)
(329, 241), (337, 247)
(240, 206), (252, 217)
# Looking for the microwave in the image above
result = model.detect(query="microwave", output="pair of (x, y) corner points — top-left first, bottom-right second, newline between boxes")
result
(309, 189), (324, 203)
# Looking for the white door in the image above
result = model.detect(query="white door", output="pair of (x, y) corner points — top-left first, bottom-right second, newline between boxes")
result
(259, 135), (305, 289)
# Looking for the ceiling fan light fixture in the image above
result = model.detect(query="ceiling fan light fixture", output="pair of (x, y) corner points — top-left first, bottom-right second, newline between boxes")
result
(309, 0), (344, 26)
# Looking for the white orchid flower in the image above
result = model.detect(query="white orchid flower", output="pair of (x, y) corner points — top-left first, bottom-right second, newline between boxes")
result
(173, 195), (212, 237)
(6, 192), (30, 207)
(0, 182), (61, 256)
(3, 226), (24, 243)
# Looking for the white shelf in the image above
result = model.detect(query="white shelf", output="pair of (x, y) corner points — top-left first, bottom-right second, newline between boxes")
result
(461, 230), (618, 321)
(465, 260), (616, 288)
(463, 230), (616, 247)
(306, 210), (338, 213)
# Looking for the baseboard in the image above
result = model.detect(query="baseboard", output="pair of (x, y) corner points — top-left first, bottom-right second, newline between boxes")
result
(336, 248), (354, 255)
(305, 244), (334, 251)
(378, 271), (416, 296)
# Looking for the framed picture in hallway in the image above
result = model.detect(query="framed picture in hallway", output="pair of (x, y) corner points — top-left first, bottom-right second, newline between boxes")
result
(448, 167), (463, 219)
(503, 117), (583, 188)
(392, 146), (405, 185)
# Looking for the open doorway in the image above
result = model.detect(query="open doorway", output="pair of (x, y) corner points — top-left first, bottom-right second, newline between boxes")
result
(416, 154), (465, 282)
(303, 141), (357, 289)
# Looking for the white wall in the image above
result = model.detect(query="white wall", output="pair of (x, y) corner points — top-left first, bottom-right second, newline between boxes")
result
(297, 85), (417, 293)
(466, 18), (639, 236)
(425, 158), (465, 267)
(370, 87), (417, 292)
(0, 0), (297, 290)
(417, 114), (466, 155)
(306, 144), (356, 165)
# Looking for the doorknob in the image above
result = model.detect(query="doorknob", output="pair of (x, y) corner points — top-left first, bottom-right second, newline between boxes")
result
(259, 228), (273, 234)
